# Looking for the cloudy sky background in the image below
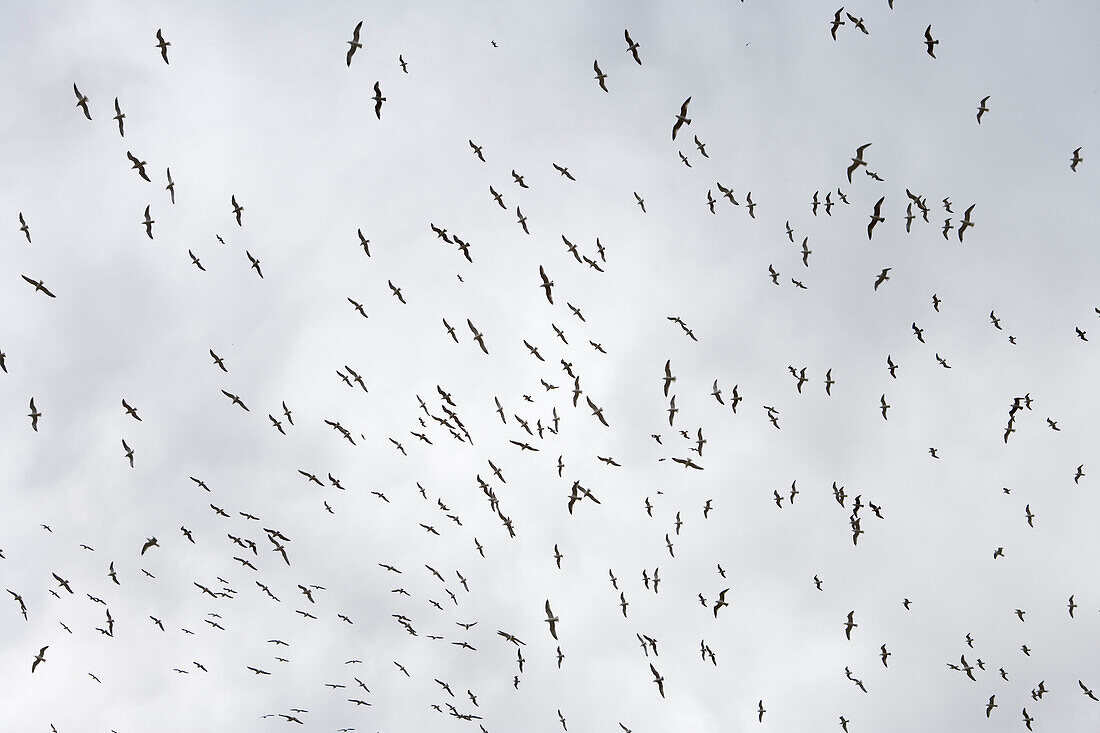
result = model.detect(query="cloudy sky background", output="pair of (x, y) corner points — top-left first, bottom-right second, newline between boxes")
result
(2, 1), (1100, 730)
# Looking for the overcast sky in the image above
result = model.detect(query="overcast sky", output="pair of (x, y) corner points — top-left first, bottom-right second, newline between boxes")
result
(3, 1), (1100, 731)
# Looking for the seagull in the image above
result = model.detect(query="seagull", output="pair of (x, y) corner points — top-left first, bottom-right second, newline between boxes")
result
(372, 82), (386, 118)
(879, 395), (890, 420)
(976, 96), (990, 124)
(231, 195), (243, 225)
(209, 349), (227, 371)
(986, 695), (997, 717)
(1069, 595), (1077, 618)
(634, 192), (646, 212)
(346, 21), (363, 66)
(830, 8), (845, 40)
(867, 196), (885, 238)
(142, 205), (155, 239)
(847, 143), (870, 183)
(128, 151), (151, 180)
(539, 266), (554, 304)
(757, 700), (766, 722)
(155, 29), (171, 64)
(398, 54), (407, 73)
(122, 440), (135, 468)
(112, 97), (125, 136)
(73, 84), (91, 120)
(31, 646), (48, 673)
(544, 600), (559, 639)
(924, 25), (938, 58)
(165, 168), (175, 203)
(713, 588), (730, 618)
(873, 267), (891, 290)
(467, 319), (489, 354)
(844, 611), (858, 639)
(624, 29), (641, 64)
(593, 60), (608, 92)
(553, 163), (575, 180)
(958, 205), (975, 241)
(516, 206), (529, 234)
(28, 398), (41, 431)
(246, 251), (263, 279)
(649, 663), (665, 698)
(1080, 680), (1098, 701)
(469, 140), (485, 161)
(846, 12), (868, 34)
(1071, 147), (1083, 172)
(671, 97), (692, 140)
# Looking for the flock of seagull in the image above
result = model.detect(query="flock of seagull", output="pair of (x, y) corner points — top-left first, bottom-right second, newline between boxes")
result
(5, 6), (1099, 732)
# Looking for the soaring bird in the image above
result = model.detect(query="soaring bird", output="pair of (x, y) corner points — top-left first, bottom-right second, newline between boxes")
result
(231, 195), (243, 225)
(155, 29), (171, 64)
(593, 60), (608, 92)
(143, 206), (155, 239)
(976, 95), (990, 124)
(346, 21), (363, 66)
(22, 275), (56, 298)
(924, 25), (938, 58)
(844, 611), (858, 639)
(544, 600), (559, 639)
(28, 398), (42, 431)
(1071, 147), (1084, 172)
(873, 267), (891, 290)
(847, 143), (870, 182)
(113, 97), (125, 136)
(958, 205), (975, 241)
(867, 196), (885, 238)
(830, 8), (844, 40)
(671, 97), (692, 140)
(624, 29), (641, 64)
(31, 646), (48, 673)
(539, 266), (554, 304)
(73, 84), (91, 119)
(649, 664), (665, 698)
(372, 82), (386, 118)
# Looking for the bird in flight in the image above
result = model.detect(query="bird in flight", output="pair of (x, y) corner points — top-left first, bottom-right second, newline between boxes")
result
(143, 205), (155, 239)
(593, 60), (608, 92)
(976, 95), (990, 124)
(22, 275), (56, 298)
(155, 29), (171, 64)
(544, 600), (559, 639)
(924, 25), (938, 58)
(112, 97), (126, 136)
(847, 143), (870, 182)
(671, 97), (692, 140)
(231, 195), (244, 225)
(1071, 147), (1083, 172)
(73, 84), (91, 120)
(867, 196), (885, 238)
(373, 82), (386, 118)
(346, 21), (363, 66)
(830, 8), (844, 40)
(28, 398), (42, 431)
(873, 267), (891, 290)
(539, 266), (554, 304)
(624, 29), (641, 64)
(649, 663), (665, 698)
(31, 646), (48, 673)
(844, 611), (858, 639)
